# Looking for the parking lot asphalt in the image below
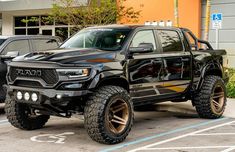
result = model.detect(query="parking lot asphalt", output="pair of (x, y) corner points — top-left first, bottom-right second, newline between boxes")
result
(0, 99), (234, 152)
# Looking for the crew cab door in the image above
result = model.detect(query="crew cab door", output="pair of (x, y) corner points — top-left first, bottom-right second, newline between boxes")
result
(127, 30), (164, 104)
(156, 29), (192, 95)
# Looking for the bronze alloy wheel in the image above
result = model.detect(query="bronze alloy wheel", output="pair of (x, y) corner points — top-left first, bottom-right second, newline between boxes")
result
(107, 98), (129, 134)
(194, 76), (226, 119)
(211, 84), (225, 114)
(84, 86), (133, 144)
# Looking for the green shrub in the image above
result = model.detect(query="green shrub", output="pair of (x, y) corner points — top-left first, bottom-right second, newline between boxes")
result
(226, 68), (235, 98)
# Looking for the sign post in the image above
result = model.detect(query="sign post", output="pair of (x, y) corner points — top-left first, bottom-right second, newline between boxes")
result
(212, 13), (222, 49)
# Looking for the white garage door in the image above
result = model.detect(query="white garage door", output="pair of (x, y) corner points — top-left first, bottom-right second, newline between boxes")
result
(201, 0), (235, 67)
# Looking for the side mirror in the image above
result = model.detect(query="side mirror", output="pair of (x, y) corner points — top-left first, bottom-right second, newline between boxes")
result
(129, 43), (154, 54)
(0, 51), (19, 60)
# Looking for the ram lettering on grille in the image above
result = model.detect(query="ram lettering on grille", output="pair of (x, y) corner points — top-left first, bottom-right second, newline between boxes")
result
(16, 69), (42, 77)
(9, 67), (58, 85)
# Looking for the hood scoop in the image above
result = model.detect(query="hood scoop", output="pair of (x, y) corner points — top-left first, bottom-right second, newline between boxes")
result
(18, 48), (114, 63)
(24, 51), (55, 60)
(34, 52), (54, 55)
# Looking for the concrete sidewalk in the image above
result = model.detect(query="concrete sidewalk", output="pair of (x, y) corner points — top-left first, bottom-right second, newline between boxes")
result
(224, 98), (235, 118)
(153, 98), (235, 118)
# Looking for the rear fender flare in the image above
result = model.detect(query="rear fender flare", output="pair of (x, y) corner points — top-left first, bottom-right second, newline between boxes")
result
(196, 62), (222, 91)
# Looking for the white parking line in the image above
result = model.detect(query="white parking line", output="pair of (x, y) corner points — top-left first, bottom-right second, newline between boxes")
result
(0, 119), (8, 123)
(144, 146), (235, 150)
(191, 133), (235, 136)
(128, 120), (235, 152)
(221, 147), (235, 152)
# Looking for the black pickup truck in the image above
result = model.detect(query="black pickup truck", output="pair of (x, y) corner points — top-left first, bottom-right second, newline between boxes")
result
(5, 25), (229, 144)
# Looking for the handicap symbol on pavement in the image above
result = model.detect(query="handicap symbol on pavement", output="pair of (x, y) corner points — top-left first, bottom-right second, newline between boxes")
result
(30, 132), (75, 144)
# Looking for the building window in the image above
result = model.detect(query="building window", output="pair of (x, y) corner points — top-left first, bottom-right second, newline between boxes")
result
(15, 29), (26, 35)
(27, 28), (40, 35)
(14, 16), (29, 35)
(14, 15), (76, 40)
(15, 16), (26, 27)
(40, 15), (53, 26)
(27, 16), (40, 27)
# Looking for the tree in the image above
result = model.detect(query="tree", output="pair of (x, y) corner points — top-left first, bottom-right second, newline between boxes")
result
(22, 0), (141, 38)
(45, 0), (141, 30)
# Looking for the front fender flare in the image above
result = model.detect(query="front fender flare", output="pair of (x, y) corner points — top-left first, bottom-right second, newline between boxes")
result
(88, 70), (128, 90)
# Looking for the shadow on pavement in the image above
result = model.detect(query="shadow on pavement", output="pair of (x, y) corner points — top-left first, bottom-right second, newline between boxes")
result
(134, 101), (199, 119)
(0, 103), (5, 114)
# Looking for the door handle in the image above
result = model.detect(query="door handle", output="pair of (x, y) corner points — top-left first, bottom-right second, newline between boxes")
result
(152, 60), (162, 64)
(181, 58), (190, 62)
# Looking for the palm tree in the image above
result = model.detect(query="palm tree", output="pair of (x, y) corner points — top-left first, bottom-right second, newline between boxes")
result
(204, 0), (211, 40)
(174, 0), (179, 27)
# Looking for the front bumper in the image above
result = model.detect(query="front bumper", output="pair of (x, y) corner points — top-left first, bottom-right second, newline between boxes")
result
(7, 85), (92, 105)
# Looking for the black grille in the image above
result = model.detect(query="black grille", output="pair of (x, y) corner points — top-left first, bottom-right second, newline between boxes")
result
(15, 80), (43, 88)
(9, 67), (58, 85)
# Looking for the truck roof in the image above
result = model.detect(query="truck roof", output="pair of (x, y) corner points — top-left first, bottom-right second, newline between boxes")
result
(86, 24), (181, 30)
(0, 35), (62, 44)
(0, 35), (60, 40)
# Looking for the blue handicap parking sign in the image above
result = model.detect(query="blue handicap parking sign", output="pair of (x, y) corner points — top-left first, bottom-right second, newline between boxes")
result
(212, 13), (222, 21)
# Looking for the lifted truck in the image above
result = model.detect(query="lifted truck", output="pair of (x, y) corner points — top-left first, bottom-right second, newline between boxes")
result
(5, 25), (229, 144)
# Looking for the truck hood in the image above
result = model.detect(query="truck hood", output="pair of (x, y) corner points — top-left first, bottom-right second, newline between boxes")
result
(13, 48), (117, 64)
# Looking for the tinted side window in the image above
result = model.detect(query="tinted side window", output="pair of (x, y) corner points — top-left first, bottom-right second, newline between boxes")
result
(3, 40), (30, 55)
(158, 30), (183, 52)
(32, 39), (58, 51)
(131, 30), (156, 50)
(0, 39), (6, 46)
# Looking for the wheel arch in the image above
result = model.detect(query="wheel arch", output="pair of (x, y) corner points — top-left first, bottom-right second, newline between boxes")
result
(88, 71), (129, 92)
(204, 68), (223, 78)
(197, 63), (223, 91)
(96, 77), (129, 92)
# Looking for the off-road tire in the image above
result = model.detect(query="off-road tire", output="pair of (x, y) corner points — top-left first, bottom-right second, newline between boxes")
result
(5, 98), (50, 130)
(0, 85), (6, 103)
(193, 75), (226, 119)
(0, 65), (7, 103)
(84, 86), (134, 144)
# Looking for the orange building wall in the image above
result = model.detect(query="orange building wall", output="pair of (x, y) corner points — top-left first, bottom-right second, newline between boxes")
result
(121, 0), (201, 37)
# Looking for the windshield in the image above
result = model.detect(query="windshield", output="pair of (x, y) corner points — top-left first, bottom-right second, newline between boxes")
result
(0, 39), (6, 46)
(60, 28), (131, 51)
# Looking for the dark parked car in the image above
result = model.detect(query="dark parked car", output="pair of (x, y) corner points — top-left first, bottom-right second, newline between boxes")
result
(5, 25), (228, 144)
(0, 35), (61, 102)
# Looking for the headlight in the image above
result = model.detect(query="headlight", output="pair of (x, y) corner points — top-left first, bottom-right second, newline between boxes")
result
(56, 69), (90, 78)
